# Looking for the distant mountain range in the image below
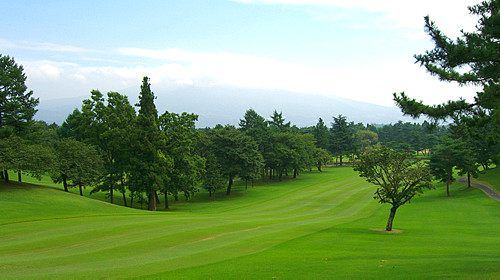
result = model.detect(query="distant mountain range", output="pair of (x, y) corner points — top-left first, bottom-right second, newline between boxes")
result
(36, 86), (417, 128)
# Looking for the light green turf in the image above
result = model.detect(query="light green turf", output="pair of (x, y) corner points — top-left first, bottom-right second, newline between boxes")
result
(0, 167), (498, 279)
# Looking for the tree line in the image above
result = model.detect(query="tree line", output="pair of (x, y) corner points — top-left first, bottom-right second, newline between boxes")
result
(1, 48), (497, 212)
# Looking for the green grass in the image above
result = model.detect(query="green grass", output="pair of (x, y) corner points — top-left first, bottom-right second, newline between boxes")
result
(0, 167), (499, 279)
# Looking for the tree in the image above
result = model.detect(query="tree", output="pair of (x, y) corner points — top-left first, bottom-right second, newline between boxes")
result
(0, 135), (54, 182)
(354, 145), (432, 231)
(330, 115), (354, 166)
(58, 109), (83, 140)
(394, 0), (499, 148)
(314, 147), (331, 172)
(202, 154), (227, 199)
(0, 54), (39, 136)
(207, 126), (263, 195)
(313, 118), (330, 150)
(52, 138), (103, 195)
(355, 130), (378, 153)
(0, 55), (40, 179)
(268, 110), (290, 132)
(429, 137), (469, 197)
(79, 90), (136, 204)
(128, 77), (171, 211)
(240, 109), (271, 180)
(159, 111), (205, 208)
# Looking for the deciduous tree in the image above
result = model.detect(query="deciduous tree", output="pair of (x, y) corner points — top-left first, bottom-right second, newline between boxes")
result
(354, 145), (432, 231)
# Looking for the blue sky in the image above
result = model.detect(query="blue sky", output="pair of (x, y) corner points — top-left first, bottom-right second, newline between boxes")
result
(1, 0), (481, 107)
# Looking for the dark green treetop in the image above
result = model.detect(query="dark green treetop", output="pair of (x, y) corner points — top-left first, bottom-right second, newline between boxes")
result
(0, 54), (39, 136)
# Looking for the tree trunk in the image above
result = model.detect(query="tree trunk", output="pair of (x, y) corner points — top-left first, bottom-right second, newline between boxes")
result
(209, 190), (212, 197)
(120, 177), (127, 207)
(339, 155), (343, 166)
(109, 172), (114, 204)
(467, 172), (471, 188)
(0, 170), (4, 179)
(226, 177), (233, 195)
(4, 170), (9, 182)
(148, 191), (156, 211)
(18, 171), (22, 182)
(130, 196), (134, 208)
(245, 179), (248, 190)
(446, 174), (451, 197)
(164, 192), (169, 209)
(79, 184), (83, 196)
(122, 191), (127, 207)
(155, 191), (160, 204)
(63, 176), (69, 192)
(386, 206), (398, 231)
(293, 168), (297, 178)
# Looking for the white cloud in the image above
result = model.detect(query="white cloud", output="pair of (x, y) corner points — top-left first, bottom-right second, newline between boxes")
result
(21, 47), (479, 108)
(233, 0), (481, 36)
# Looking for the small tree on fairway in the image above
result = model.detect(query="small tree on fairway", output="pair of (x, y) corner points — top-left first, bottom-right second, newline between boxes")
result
(354, 145), (433, 231)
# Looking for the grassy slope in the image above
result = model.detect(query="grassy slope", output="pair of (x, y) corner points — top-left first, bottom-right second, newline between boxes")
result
(472, 166), (500, 194)
(0, 167), (499, 279)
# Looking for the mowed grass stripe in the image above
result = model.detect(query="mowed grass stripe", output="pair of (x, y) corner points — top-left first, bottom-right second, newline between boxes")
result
(1, 173), (374, 262)
(1, 168), (382, 279)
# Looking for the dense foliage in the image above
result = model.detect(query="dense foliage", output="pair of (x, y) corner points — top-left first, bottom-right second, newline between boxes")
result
(354, 146), (433, 231)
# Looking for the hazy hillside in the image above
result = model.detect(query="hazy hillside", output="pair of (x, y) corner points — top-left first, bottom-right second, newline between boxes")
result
(36, 86), (416, 127)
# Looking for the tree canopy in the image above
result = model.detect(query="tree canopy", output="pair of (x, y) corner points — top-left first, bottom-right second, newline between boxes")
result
(354, 145), (432, 231)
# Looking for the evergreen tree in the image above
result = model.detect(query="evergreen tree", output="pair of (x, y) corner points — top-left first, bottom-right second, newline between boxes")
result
(268, 110), (290, 132)
(0, 54), (39, 136)
(394, 0), (499, 150)
(129, 77), (171, 211)
(313, 118), (330, 150)
(429, 137), (469, 197)
(329, 115), (354, 166)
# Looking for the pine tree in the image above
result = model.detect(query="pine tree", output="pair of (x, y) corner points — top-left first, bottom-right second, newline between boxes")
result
(129, 77), (170, 211)
(394, 0), (499, 148)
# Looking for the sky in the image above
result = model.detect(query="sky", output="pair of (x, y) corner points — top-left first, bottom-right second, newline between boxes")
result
(0, 0), (482, 108)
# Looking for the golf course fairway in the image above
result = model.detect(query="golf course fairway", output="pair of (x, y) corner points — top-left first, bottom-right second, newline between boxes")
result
(1, 167), (499, 279)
